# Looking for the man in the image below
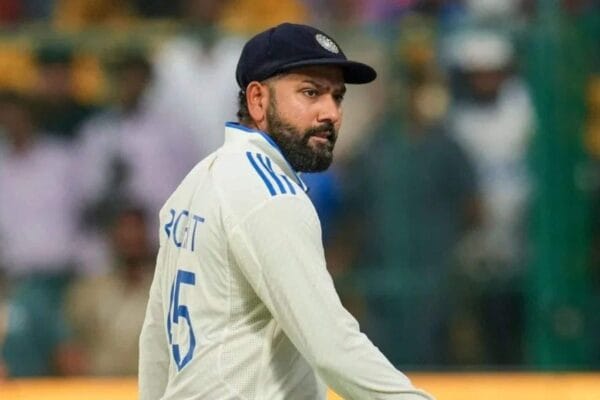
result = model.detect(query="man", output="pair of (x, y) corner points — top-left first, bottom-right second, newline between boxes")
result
(139, 23), (434, 400)
(447, 31), (534, 364)
(150, 0), (243, 156)
(339, 80), (481, 367)
(0, 91), (76, 376)
(31, 42), (95, 141)
(67, 206), (154, 376)
(74, 50), (198, 273)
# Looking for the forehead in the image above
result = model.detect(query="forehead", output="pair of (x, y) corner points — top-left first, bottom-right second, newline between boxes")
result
(276, 65), (345, 89)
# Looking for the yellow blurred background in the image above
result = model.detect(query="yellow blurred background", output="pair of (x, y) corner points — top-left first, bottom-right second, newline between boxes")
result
(2, 374), (600, 400)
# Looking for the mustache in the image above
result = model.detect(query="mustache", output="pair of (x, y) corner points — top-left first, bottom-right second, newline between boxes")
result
(303, 122), (337, 142)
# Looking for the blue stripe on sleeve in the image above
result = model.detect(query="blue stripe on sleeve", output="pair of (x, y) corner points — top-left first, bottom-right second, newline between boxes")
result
(265, 156), (296, 194)
(246, 152), (276, 196)
(257, 153), (286, 194)
(280, 175), (296, 195)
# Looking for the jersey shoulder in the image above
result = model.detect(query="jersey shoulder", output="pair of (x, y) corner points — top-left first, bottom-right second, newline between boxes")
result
(211, 148), (308, 220)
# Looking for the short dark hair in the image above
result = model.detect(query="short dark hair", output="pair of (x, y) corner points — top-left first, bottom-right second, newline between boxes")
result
(236, 76), (282, 126)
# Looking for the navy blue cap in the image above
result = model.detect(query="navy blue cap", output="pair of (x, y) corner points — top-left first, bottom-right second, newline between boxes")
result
(236, 23), (377, 89)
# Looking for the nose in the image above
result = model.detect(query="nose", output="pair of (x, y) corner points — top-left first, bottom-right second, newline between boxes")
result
(317, 94), (341, 125)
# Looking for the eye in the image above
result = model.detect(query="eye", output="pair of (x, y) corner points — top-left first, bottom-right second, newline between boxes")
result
(333, 93), (345, 104)
(303, 88), (319, 98)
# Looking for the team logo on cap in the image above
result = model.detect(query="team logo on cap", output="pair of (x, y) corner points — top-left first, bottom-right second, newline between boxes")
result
(315, 34), (339, 54)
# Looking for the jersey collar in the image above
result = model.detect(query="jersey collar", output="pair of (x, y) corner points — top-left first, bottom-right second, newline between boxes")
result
(224, 122), (308, 192)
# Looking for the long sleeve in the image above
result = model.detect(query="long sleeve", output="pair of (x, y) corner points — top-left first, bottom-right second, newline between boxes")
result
(139, 255), (169, 400)
(227, 195), (434, 400)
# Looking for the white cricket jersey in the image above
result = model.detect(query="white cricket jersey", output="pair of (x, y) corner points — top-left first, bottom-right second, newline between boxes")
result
(139, 122), (434, 400)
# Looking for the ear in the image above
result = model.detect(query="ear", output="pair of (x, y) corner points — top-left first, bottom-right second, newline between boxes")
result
(246, 81), (271, 131)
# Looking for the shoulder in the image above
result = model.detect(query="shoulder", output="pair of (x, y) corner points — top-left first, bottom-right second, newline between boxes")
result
(211, 149), (309, 220)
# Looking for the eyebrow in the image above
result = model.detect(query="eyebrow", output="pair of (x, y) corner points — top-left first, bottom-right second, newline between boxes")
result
(302, 79), (346, 95)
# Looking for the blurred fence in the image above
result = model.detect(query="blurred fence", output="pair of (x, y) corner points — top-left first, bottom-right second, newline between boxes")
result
(525, 2), (599, 368)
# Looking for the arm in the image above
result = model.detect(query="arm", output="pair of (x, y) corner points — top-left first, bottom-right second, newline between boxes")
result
(228, 196), (434, 400)
(139, 257), (169, 400)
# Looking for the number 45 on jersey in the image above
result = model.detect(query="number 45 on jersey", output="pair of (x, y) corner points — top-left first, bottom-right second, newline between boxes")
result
(167, 269), (196, 371)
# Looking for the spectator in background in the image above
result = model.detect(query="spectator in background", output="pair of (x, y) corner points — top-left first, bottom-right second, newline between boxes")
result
(150, 0), (243, 156)
(30, 42), (95, 141)
(74, 50), (198, 272)
(66, 207), (153, 376)
(447, 30), (535, 364)
(336, 78), (480, 367)
(0, 91), (77, 376)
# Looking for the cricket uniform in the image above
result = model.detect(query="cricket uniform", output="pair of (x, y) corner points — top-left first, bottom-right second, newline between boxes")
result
(139, 122), (433, 400)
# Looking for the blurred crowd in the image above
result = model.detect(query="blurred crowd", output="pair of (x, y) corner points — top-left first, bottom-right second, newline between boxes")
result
(0, 0), (598, 379)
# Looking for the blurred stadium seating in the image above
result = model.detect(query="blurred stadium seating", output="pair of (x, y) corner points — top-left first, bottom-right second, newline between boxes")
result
(0, 0), (598, 396)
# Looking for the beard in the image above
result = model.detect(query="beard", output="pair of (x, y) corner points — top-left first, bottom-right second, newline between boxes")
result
(266, 98), (338, 173)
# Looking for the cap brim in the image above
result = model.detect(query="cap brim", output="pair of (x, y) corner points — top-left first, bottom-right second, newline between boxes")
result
(276, 58), (377, 84)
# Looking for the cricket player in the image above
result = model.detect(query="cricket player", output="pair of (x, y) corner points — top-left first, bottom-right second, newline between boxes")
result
(139, 23), (434, 400)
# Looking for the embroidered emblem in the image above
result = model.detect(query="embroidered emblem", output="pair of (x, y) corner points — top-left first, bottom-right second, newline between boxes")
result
(315, 33), (339, 54)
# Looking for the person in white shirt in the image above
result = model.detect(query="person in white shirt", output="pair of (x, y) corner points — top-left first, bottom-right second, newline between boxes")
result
(74, 52), (199, 273)
(0, 92), (78, 279)
(139, 23), (434, 400)
(149, 0), (244, 156)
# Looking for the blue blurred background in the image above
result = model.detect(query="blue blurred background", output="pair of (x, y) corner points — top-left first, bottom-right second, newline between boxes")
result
(0, 0), (598, 378)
